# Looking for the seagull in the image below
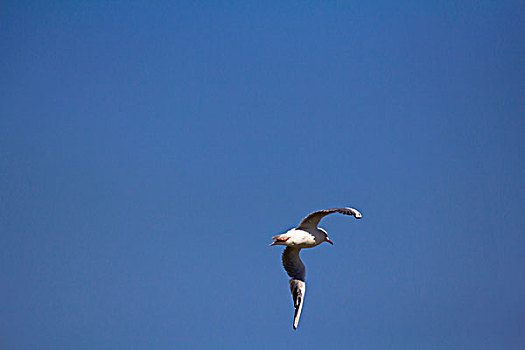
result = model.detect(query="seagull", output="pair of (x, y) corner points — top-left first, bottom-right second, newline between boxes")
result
(270, 207), (362, 329)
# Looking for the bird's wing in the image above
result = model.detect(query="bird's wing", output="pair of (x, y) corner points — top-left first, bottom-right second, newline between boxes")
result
(289, 279), (306, 329)
(282, 247), (305, 281)
(282, 247), (306, 329)
(298, 207), (362, 229)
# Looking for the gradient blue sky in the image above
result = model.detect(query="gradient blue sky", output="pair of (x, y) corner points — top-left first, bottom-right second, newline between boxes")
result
(1, 1), (524, 349)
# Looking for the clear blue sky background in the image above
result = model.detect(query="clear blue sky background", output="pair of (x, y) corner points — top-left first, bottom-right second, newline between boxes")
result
(1, 1), (524, 349)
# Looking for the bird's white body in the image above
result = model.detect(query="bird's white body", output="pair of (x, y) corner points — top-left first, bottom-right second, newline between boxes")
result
(270, 207), (362, 329)
(271, 227), (328, 248)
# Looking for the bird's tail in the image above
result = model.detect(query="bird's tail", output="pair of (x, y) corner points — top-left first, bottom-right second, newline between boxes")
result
(289, 279), (306, 329)
(269, 235), (290, 246)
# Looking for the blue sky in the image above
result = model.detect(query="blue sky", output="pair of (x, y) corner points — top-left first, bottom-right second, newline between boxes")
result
(1, 1), (524, 349)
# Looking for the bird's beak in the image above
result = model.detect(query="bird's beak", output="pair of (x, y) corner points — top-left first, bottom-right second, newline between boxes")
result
(326, 238), (334, 245)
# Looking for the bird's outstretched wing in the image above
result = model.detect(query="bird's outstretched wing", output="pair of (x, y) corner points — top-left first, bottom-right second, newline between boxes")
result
(282, 247), (306, 329)
(298, 207), (362, 229)
(289, 279), (305, 329)
(282, 247), (305, 281)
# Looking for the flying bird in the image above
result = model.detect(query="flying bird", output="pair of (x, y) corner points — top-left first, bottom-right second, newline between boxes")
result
(270, 207), (362, 329)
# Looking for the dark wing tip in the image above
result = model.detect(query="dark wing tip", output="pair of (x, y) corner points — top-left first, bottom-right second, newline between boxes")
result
(338, 207), (362, 219)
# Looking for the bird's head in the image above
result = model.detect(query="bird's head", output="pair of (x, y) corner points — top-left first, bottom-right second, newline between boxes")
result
(319, 228), (333, 245)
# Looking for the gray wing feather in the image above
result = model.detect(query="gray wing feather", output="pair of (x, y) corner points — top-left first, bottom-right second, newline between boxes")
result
(282, 247), (305, 281)
(298, 207), (362, 228)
